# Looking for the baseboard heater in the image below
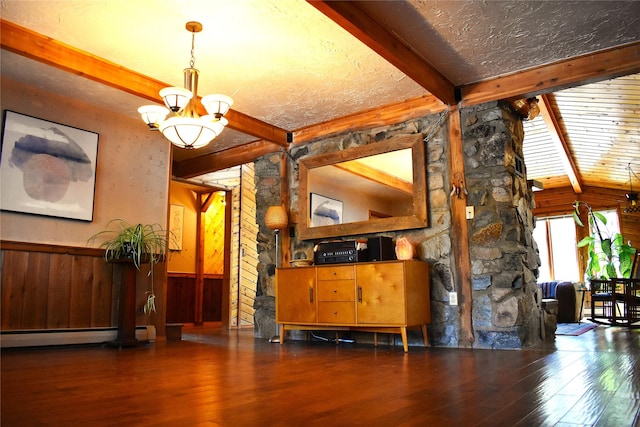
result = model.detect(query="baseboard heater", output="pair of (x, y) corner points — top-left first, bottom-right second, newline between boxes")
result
(0, 326), (156, 348)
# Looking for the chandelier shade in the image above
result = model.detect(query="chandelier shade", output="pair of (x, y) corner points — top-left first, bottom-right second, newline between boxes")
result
(138, 21), (232, 150)
(160, 116), (227, 150)
(624, 163), (640, 213)
(159, 87), (193, 112)
(626, 192), (639, 213)
(138, 105), (170, 130)
(201, 94), (234, 118)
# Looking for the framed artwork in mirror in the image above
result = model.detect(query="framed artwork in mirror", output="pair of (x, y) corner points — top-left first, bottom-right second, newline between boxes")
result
(0, 110), (99, 221)
(310, 193), (343, 227)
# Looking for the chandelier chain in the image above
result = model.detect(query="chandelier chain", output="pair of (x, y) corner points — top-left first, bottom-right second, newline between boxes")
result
(423, 106), (450, 144)
(190, 30), (196, 68)
(629, 163), (640, 186)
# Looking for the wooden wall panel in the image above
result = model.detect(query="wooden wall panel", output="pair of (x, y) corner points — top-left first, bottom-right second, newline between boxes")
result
(1, 242), (119, 331)
(1, 251), (27, 329)
(23, 252), (50, 329)
(70, 256), (93, 327)
(91, 257), (113, 326)
(47, 254), (72, 329)
(238, 163), (258, 328)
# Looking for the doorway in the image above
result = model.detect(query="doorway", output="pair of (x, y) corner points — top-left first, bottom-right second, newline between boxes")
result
(166, 164), (258, 328)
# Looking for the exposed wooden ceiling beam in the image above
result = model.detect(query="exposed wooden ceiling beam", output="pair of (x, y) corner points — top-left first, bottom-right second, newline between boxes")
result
(308, 1), (457, 106)
(460, 41), (640, 106)
(172, 139), (282, 179)
(177, 94), (447, 176)
(537, 94), (583, 194)
(0, 18), (290, 147)
(333, 161), (413, 195)
(294, 94), (446, 145)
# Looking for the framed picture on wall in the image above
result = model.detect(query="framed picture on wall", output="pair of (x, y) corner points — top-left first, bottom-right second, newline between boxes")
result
(310, 193), (343, 227)
(0, 110), (99, 221)
(169, 204), (184, 251)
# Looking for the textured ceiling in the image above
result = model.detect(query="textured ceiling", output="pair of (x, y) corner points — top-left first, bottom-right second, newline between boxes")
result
(1, 0), (639, 189)
(0, 0), (427, 130)
(360, 0), (640, 85)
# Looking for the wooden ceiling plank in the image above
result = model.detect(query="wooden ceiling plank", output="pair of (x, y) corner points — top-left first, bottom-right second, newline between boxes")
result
(461, 41), (640, 106)
(172, 140), (282, 178)
(308, 1), (457, 105)
(0, 18), (289, 146)
(538, 94), (583, 194)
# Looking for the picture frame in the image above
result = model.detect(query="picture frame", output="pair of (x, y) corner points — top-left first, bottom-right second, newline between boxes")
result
(310, 193), (343, 227)
(1, 110), (99, 222)
(169, 204), (184, 251)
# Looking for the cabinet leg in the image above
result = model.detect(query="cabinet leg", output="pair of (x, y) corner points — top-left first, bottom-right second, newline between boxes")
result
(280, 326), (285, 345)
(373, 332), (378, 347)
(421, 324), (429, 347)
(400, 327), (408, 352)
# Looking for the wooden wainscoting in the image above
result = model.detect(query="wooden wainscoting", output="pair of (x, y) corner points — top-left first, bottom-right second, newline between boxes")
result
(0, 240), (165, 340)
(166, 274), (222, 324)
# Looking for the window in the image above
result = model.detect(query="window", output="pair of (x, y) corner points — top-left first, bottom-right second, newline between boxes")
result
(533, 209), (622, 283)
(534, 216), (579, 282)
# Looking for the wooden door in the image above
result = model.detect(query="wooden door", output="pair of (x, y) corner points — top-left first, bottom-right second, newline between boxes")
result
(276, 267), (317, 323)
(356, 262), (406, 325)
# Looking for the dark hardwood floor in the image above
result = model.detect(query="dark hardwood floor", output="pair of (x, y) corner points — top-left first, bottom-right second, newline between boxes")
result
(2, 322), (639, 426)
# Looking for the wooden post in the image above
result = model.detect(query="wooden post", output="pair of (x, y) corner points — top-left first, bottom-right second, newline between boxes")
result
(221, 190), (233, 329)
(194, 194), (206, 325)
(448, 106), (475, 346)
(279, 152), (291, 266)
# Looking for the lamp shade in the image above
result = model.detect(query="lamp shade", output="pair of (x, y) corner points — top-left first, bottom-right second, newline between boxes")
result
(202, 94), (234, 118)
(138, 105), (170, 130)
(160, 116), (223, 149)
(265, 205), (288, 231)
(159, 87), (193, 112)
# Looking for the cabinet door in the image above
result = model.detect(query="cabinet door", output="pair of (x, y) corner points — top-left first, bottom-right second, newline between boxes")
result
(276, 267), (317, 323)
(356, 263), (406, 324)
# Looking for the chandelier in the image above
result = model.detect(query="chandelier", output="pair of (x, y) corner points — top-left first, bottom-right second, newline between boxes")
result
(138, 21), (232, 149)
(625, 163), (640, 213)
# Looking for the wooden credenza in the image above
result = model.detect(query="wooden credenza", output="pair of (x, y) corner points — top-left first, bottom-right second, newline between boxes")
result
(276, 260), (430, 352)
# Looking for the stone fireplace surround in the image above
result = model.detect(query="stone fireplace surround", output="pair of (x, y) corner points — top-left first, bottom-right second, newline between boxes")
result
(254, 101), (542, 349)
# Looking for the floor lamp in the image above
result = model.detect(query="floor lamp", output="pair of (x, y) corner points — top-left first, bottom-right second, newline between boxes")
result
(265, 205), (288, 343)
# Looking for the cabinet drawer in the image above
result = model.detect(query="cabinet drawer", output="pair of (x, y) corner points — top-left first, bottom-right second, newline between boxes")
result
(317, 280), (355, 301)
(317, 265), (355, 281)
(318, 302), (355, 324)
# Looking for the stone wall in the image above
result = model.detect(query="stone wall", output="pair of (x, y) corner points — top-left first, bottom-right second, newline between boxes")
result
(253, 101), (543, 348)
(461, 101), (542, 348)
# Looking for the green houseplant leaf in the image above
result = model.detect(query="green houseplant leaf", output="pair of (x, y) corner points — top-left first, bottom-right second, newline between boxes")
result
(89, 219), (175, 315)
(573, 201), (636, 280)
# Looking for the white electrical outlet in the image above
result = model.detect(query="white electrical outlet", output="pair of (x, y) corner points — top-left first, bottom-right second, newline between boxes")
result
(449, 292), (458, 306)
(465, 206), (474, 219)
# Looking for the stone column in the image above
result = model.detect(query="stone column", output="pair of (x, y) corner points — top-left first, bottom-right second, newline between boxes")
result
(461, 101), (542, 348)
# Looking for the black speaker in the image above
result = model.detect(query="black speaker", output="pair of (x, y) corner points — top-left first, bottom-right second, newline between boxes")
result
(367, 237), (396, 262)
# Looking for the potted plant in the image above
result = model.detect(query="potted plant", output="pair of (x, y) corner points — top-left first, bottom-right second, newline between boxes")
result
(572, 201), (636, 279)
(89, 219), (173, 314)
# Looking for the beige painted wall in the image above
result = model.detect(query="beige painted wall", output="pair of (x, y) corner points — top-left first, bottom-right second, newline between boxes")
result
(0, 76), (171, 246)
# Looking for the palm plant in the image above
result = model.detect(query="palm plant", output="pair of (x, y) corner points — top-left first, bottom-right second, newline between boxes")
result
(573, 201), (636, 279)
